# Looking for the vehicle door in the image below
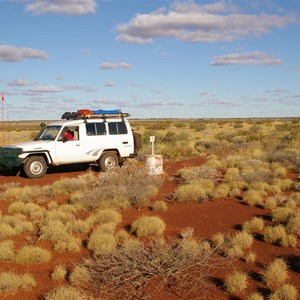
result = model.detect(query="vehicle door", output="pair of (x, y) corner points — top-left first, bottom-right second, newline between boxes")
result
(81, 122), (108, 161)
(106, 121), (133, 156)
(54, 126), (83, 164)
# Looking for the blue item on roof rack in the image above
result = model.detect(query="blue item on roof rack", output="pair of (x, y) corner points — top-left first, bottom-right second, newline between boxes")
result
(92, 109), (122, 115)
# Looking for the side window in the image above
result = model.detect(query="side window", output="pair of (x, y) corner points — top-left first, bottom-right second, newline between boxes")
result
(96, 123), (106, 135)
(86, 123), (96, 136)
(108, 122), (128, 135)
(86, 123), (106, 136)
(117, 122), (127, 134)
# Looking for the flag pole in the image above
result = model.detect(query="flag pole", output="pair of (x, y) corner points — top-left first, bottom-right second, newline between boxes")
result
(1, 94), (4, 146)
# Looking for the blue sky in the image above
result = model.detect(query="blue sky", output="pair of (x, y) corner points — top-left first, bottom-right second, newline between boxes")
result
(0, 0), (299, 120)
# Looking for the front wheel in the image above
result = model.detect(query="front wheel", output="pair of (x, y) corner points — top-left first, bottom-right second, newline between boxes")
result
(98, 152), (119, 172)
(23, 156), (47, 178)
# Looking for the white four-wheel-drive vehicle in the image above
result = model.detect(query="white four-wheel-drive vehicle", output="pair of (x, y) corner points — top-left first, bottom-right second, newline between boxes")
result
(0, 110), (142, 178)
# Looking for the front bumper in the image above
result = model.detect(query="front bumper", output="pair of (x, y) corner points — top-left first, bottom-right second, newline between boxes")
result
(0, 147), (23, 168)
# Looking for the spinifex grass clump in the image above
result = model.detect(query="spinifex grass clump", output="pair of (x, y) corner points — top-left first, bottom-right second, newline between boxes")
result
(130, 216), (166, 237)
(152, 200), (168, 212)
(44, 286), (88, 300)
(242, 217), (264, 233)
(263, 225), (296, 247)
(173, 179), (214, 203)
(263, 258), (289, 289)
(87, 228), (117, 255)
(0, 185), (48, 203)
(268, 284), (298, 300)
(0, 240), (15, 261)
(15, 245), (52, 264)
(0, 272), (36, 292)
(50, 265), (67, 281)
(225, 270), (248, 294)
(243, 189), (264, 207)
(0, 214), (34, 239)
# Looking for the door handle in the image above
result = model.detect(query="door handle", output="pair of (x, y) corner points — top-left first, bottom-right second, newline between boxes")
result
(122, 141), (128, 144)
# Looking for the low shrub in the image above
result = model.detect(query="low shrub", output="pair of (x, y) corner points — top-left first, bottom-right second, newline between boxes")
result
(130, 216), (166, 237)
(225, 270), (248, 294)
(78, 165), (160, 209)
(263, 258), (289, 288)
(82, 238), (218, 299)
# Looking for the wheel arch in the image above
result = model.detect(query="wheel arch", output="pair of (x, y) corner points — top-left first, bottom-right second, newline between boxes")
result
(23, 151), (52, 166)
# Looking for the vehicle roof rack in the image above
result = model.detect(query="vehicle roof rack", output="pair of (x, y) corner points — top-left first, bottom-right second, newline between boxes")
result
(61, 109), (130, 120)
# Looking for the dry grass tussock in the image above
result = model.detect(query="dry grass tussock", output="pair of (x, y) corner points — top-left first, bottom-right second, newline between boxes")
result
(0, 272), (36, 292)
(263, 258), (289, 289)
(130, 215), (166, 237)
(78, 238), (222, 300)
(176, 165), (221, 182)
(74, 165), (161, 210)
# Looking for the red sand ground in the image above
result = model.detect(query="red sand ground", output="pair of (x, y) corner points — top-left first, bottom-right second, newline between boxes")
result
(0, 157), (299, 299)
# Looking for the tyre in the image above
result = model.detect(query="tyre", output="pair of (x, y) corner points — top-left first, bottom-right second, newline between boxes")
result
(133, 131), (143, 152)
(23, 156), (47, 178)
(98, 152), (119, 172)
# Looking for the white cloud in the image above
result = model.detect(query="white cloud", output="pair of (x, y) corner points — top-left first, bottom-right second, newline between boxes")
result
(93, 98), (129, 106)
(26, 0), (97, 15)
(104, 80), (115, 87)
(27, 86), (63, 93)
(116, 1), (298, 43)
(0, 45), (48, 62)
(99, 62), (134, 70)
(8, 78), (37, 86)
(211, 51), (282, 65)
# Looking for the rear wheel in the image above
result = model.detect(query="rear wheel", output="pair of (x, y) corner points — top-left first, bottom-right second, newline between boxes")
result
(23, 156), (47, 178)
(98, 152), (119, 172)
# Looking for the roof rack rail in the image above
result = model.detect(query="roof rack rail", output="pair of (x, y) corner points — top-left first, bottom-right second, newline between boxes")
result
(61, 109), (130, 120)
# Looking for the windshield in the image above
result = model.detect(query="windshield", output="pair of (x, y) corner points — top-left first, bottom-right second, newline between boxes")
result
(34, 126), (62, 141)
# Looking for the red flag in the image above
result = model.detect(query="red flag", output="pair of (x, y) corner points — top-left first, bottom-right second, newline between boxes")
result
(1, 94), (4, 102)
